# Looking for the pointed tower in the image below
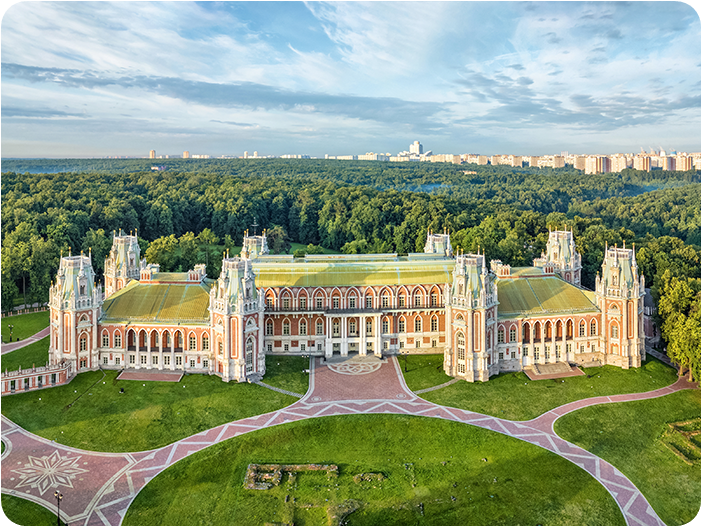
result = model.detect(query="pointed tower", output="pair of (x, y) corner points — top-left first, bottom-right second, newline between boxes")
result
(209, 253), (265, 382)
(49, 251), (103, 374)
(241, 229), (269, 259)
(104, 230), (141, 297)
(424, 229), (453, 257)
(595, 244), (645, 368)
(534, 229), (582, 286)
(444, 252), (498, 381)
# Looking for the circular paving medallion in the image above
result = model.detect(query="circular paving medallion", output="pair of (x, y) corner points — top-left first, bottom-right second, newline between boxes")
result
(327, 361), (382, 376)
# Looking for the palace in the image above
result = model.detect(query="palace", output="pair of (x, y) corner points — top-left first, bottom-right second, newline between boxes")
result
(47, 229), (645, 383)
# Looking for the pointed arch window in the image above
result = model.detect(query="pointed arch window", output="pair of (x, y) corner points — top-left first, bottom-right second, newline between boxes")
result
(316, 319), (324, 335)
(266, 319), (274, 336)
(299, 319), (307, 336)
(202, 335), (209, 350)
(579, 321), (586, 337)
(283, 320), (290, 336)
(431, 316), (438, 332)
(399, 318), (406, 333)
(497, 328), (505, 344)
(414, 317), (422, 333)
(590, 320), (597, 336)
(382, 319), (389, 334)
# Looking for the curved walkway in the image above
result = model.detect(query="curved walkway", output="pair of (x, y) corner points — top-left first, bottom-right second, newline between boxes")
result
(1, 327), (50, 354)
(1, 355), (695, 526)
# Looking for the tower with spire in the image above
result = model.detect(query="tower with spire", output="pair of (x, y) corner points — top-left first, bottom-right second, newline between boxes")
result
(533, 227), (582, 286)
(444, 249), (498, 381)
(424, 228), (453, 257)
(104, 230), (142, 296)
(49, 249), (103, 373)
(209, 251), (265, 381)
(595, 242), (645, 368)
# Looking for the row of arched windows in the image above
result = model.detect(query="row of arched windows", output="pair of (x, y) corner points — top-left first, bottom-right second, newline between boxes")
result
(265, 285), (442, 310)
(99, 328), (210, 351)
(265, 314), (441, 337)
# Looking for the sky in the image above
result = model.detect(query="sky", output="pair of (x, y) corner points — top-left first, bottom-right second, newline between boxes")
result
(1, 1), (700, 158)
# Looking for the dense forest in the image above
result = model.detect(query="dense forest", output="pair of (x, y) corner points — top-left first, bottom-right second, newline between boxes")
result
(1, 159), (699, 378)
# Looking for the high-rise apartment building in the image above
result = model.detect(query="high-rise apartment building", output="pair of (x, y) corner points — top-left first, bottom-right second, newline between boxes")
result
(409, 141), (423, 155)
(183, 151), (190, 159)
(633, 155), (651, 171)
(676, 155), (693, 171)
(659, 156), (675, 171)
(610, 155), (628, 173)
(149, 150), (156, 159)
(585, 155), (611, 175)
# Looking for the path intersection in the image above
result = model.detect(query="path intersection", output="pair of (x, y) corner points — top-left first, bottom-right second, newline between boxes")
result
(1, 354), (695, 526)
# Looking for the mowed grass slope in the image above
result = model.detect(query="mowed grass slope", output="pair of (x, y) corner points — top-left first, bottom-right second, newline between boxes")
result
(555, 388), (701, 526)
(263, 355), (310, 395)
(1, 357), (305, 452)
(1, 494), (65, 526)
(1, 337), (51, 373)
(416, 355), (677, 421)
(1, 311), (50, 342)
(123, 414), (624, 526)
(400, 354), (455, 391)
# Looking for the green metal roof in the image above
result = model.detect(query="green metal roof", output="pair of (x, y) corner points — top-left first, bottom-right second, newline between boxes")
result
(252, 257), (454, 288)
(497, 276), (598, 318)
(101, 280), (211, 324)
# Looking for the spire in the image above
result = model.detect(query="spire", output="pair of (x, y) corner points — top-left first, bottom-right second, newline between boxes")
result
(69, 246), (71, 257)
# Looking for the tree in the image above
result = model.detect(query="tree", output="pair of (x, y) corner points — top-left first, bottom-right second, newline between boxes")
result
(178, 232), (199, 271)
(266, 225), (291, 254)
(144, 235), (179, 271)
(197, 228), (219, 246)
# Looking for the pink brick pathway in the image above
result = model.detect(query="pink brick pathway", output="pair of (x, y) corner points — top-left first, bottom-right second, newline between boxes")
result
(1, 356), (696, 526)
(1, 327), (50, 354)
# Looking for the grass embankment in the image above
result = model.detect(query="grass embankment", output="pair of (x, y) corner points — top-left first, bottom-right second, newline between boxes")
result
(414, 355), (677, 421)
(555, 388), (701, 526)
(1, 337), (50, 372)
(123, 414), (623, 526)
(1, 494), (65, 526)
(399, 354), (453, 391)
(1, 365), (299, 452)
(264, 355), (310, 395)
(1, 311), (50, 343)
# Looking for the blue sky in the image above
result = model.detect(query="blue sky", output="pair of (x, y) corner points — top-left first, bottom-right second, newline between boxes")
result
(1, 1), (700, 158)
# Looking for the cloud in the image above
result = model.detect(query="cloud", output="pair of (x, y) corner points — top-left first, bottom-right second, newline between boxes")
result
(2, 106), (84, 118)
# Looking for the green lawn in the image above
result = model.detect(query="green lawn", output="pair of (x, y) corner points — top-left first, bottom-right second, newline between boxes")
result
(1, 370), (297, 452)
(400, 354), (453, 391)
(417, 357), (678, 421)
(264, 355), (310, 395)
(1, 311), (50, 343)
(1, 494), (65, 526)
(555, 388), (701, 526)
(123, 415), (623, 526)
(1, 337), (50, 373)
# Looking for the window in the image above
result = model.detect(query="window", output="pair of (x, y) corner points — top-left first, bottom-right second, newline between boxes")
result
(115, 357), (121, 365)
(458, 363), (466, 374)
(534, 347), (540, 360)
(350, 320), (357, 334)
(432, 339), (437, 348)
(190, 359), (196, 368)
(579, 321), (586, 337)
(524, 347), (529, 357)
(414, 318), (422, 333)
(366, 318), (373, 335)
(611, 324), (619, 339)
(416, 340), (421, 348)
(590, 320), (597, 336)
(366, 296), (373, 309)
(316, 320), (324, 335)
(497, 329), (505, 343)
(382, 319), (389, 334)
(203, 359), (209, 369)
(283, 320), (290, 335)
(382, 295), (389, 308)
(175, 356), (182, 366)
(555, 345), (561, 359)
(80, 336), (87, 352)
(414, 294), (421, 307)
(164, 355), (170, 365)
(383, 341), (389, 350)
(545, 346), (550, 359)
(267, 343), (272, 352)
(431, 293), (437, 307)
(399, 295), (405, 307)
(300, 297), (307, 309)
(283, 297), (290, 309)
(300, 343), (306, 351)
(266, 320), (274, 336)
(218, 342), (223, 355)
(592, 344), (597, 353)
(580, 344), (585, 353)
(399, 341), (404, 349)
(141, 355), (147, 365)
(80, 284), (86, 296)
(102, 333), (109, 347)
(317, 343), (323, 351)
(152, 355), (158, 365)
(130, 354), (136, 364)
(431, 318), (438, 332)
(349, 297), (356, 309)
(103, 356), (109, 365)
(284, 343), (289, 351)
(457, 333), (465, 361)
(333, 321), (340, 337)
(499, 352), (503, 360)
(189, 336), (197, 350)
(333, 297), (339, 309)
(509, 328), (516, 342)
(316, 297), (323, 309)
(115, 334), (122, 348)
(266, 296), (273, 308)
(299, 320), (307, 336)
(202, 335), (209, 350)
(399, 319), (406, 332)
(511, 350), (516, 359)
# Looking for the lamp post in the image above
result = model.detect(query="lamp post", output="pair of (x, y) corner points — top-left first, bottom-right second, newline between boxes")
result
(402, 350), (408, 372)
(8, 324), (14, 342)
(54, 490), (63, 526)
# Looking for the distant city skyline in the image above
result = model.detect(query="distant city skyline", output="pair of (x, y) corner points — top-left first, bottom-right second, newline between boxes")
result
(2, 2), (700, 158)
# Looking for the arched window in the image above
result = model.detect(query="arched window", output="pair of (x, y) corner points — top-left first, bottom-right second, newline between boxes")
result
(382, 319), (389, 334)
(350, 319), (357, 335)
(457, 332), (466, 361)
(299, 319), (307, 336)
(431, 291), (438, 307)
(202, 335), (209, 350)
(366, 318), (373, 335)
(399, 318), (406, 333)
(522, 324), (530, 343)
(245, 338), (254, 373)
(534, 322), (541, 340)
(316, 319), (324, 335)
(315, 295), (324, 309)
(414, 317), (422, 333)
(497, 328), (505, 344)
(348, 294), (357, 309)
(299, 294), (307, 310)
(611, 323), (619, 339)
(590, 320), (597, 336)
(333, 295), (340, 310)
(282, 294), (291, 310)
(283, 320), (290, 336)
(189, 334), (197, 350)
(114, 332), (122, 348)
(431, 316), (438, 332)
(266, 319), (274, 336)
(414, 293), (422, 307)
(579, 320), (586, 337)
(102, 331), (109, 348)
(79, 335), (87, 352)
(333, 320), (340, 337)
(365, 295), (373, 309)
(456, 313), (464, 322)
(509, 326), (516, 342)
(398, 294), (406, 307)
(79, 284), (86, 296)
(382, 294), (390, 308)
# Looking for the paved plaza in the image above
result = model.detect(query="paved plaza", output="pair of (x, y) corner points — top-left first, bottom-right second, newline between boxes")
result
(1, 354), (696, 526)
